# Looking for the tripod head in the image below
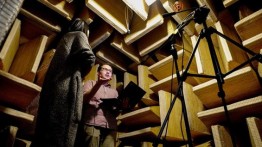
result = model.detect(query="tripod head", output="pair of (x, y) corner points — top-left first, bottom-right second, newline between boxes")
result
(175, 6), (210, 34)
(193, 6), (210, 24)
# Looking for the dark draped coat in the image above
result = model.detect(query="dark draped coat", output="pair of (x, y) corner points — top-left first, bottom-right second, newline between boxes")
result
(32, 31), (95, 147)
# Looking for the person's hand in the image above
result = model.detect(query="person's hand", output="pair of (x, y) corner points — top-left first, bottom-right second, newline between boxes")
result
(97, 77), (111, 85)
(97, 98), (103, 104)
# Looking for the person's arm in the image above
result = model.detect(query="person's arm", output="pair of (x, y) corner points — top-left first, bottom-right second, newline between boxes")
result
(83, 78), (111, 103)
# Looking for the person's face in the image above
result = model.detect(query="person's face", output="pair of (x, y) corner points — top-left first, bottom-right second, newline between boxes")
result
(98, 65), (113, 80)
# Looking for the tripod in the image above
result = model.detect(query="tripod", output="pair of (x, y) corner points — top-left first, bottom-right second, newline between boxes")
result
(153, 6), (262, 147)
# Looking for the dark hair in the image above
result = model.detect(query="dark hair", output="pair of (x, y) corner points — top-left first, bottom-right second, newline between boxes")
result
(97, 63), (113, 73)
(67, 18), (89, 37)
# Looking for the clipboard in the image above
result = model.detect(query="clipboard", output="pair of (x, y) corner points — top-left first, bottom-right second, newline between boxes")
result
(100, 81), (146, 111)
(100, 98), (119, 107)
(118, 81), (146, 111)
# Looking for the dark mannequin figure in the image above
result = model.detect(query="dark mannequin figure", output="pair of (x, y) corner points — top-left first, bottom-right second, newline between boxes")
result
(32, 18), (96, 147)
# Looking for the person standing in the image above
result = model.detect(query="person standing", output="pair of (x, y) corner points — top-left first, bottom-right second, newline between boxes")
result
(79, 63), (119, 147)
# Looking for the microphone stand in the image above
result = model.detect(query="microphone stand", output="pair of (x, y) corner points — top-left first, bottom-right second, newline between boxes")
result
(153, 7), (202, 147)
(140, 8), (197, 65)
(153, 7), (205, 147)
(170, 43), (194, 147)
(153, 5), (262, 147)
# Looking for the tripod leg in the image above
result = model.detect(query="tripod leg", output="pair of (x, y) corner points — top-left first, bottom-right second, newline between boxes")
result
(208, 24), (262, 147)
(209, 26), (262, 79)
(210, 27), (258, 56)
(203, 22), (237, 147)
(153, 82), (183, 147)
(153, 29), (207, 147)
